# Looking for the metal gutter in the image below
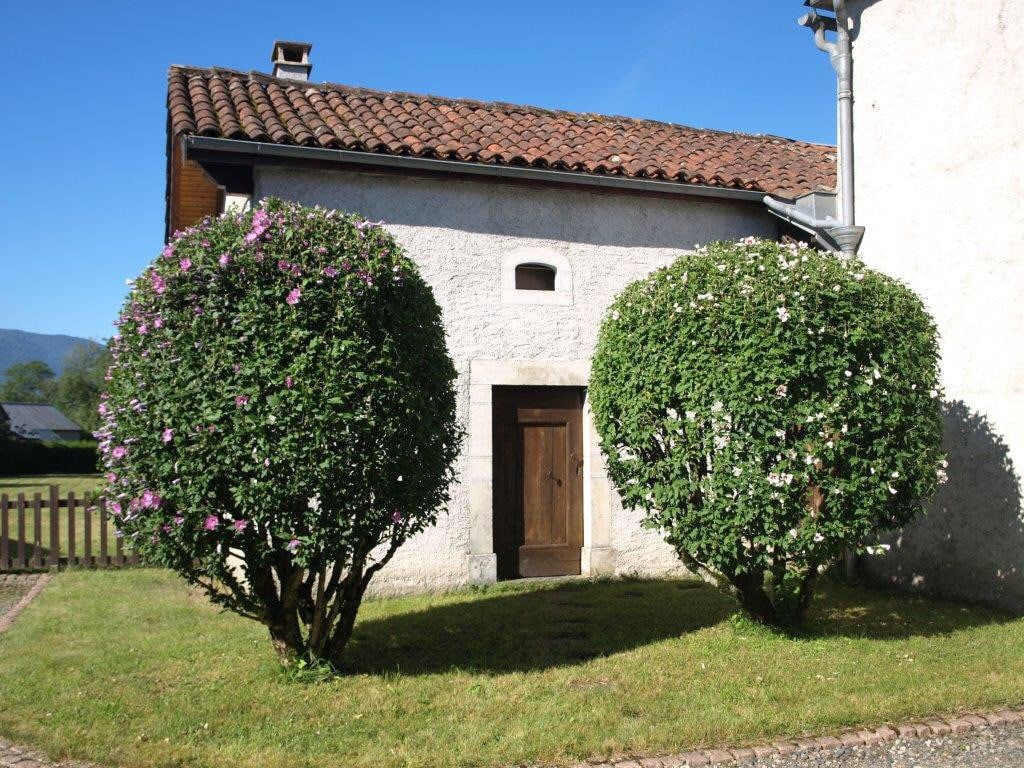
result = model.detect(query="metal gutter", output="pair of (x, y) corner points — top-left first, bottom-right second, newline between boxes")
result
(182, 135), (771, 204)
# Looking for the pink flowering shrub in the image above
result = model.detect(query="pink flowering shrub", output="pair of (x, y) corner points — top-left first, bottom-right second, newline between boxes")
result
(590, 238), (944, 628)
(99, 198), (461, 664)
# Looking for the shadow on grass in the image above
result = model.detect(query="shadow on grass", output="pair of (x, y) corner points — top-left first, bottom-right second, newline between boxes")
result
(346, 577), (1015, 675)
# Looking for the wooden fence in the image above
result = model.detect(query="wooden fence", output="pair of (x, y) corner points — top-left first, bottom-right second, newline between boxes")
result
(0, 486), (139, 572)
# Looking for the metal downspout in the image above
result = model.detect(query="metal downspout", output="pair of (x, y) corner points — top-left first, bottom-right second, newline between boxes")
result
(766, 1), (865, 257)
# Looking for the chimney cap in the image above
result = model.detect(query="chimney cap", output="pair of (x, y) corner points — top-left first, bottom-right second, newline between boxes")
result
(270, 40), (313, 81)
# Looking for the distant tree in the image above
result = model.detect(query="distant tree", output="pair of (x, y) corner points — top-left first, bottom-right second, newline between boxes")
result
(52, 343), (112, 432)
(0, 361), (56, 403)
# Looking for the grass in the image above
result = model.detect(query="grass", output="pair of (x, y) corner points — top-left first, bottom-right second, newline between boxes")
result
(0, 474), (115, 560)
(0, 570), (1022, 768)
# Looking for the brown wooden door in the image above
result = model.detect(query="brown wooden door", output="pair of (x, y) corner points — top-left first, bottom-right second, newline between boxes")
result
(493, 387), (584, 578)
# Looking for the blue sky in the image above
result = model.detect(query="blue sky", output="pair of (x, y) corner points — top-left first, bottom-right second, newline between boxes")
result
(0, 1), (836, 341)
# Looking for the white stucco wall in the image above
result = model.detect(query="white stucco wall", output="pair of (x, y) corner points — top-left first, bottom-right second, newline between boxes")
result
(256, 167), (779, 594)
(848, 0), (1024, 611)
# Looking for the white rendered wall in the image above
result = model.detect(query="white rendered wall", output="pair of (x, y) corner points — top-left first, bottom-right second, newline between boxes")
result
(848, 0), (1024, 611)
(257, 167), (779, 594)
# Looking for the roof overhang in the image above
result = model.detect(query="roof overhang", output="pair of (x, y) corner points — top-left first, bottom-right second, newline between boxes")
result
(182, 135), (773, 204)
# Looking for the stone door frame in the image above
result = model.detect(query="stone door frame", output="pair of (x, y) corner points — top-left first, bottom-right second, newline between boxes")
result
(466, 359), (615, 583)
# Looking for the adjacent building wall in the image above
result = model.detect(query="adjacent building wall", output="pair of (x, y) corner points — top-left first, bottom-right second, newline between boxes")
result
(848, 0), (1024, 611)
(257, 167), (780, 593)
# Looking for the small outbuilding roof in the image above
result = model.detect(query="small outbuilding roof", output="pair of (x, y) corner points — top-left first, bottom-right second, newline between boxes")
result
(1, 403), (84, 439)
(168, 66), (837, 200)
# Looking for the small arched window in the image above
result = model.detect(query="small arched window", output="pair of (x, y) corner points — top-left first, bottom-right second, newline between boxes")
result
(515, 263), (557, 291)
(501, 248), (572, 306)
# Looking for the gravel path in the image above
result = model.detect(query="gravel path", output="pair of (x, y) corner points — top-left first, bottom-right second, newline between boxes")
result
(741, 721), (1024, 767)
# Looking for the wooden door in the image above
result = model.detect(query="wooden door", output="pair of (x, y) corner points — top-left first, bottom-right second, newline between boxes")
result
(493, 387), (584, 578)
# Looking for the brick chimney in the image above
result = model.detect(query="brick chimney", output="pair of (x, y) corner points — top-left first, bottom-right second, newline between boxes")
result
(270, 41), (312, 82)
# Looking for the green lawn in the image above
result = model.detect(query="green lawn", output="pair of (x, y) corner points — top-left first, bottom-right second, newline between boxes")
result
(0, 570), (1022, 768)
(0, 474), (116, 561)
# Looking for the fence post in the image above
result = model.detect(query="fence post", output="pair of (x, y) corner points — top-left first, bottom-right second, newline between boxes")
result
(67, 491), (76, 567)
(84, 496), (93, 568)
(0, 494), (9, 570)
(16, 494), (26, 569)
(48, 485), (60, 569)
(99, 498), (109, 567)
(31, 493), (42, 569)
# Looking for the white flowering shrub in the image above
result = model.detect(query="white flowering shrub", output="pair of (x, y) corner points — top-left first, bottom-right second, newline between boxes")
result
(99, 199), (462, 664)
(590, 238), (945, 628)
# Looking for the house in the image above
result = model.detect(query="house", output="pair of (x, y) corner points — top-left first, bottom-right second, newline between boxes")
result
(1, 403), (85, 442)
(842, 0), (1024, 612)
(165, 41), (836, 593)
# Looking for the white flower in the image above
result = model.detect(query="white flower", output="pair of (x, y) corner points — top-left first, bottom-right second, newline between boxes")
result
(936, 468), (949, 484)
(844, 370), (852, 378)
(775, 429), (786, 439)
(697, 292), (715, 302)
(775, 384), (788, 398)
(873, 368), (882, 381)
(865, 544), (891, 555)
(789, 528), (799, 539)
(813, 532), (825, 543)
(777, 306), (790, 323)
(611, 310), (620, 321)
(854, 273), (865, 281)
(732, 466), (743, 477)
(307, 494), (322, 511)
(685, 410), (697, 422)
(888, 485), (898, 495)
(711, 401), (724, 413)
(930, 389), (939, 399)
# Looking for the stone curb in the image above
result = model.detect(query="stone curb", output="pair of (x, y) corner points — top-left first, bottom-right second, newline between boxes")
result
(568, 706), (1024, 767)
(0, 574), (52, 634)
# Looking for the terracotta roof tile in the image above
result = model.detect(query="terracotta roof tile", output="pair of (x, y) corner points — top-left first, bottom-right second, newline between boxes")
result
(168, 66), (836, 199)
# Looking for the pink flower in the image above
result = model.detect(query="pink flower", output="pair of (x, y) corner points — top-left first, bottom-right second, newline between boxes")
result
(263, 458), (270, 467)
(285, 376), (294, 389)
(162, 245), (174, 259)
(154, 317), (164, 329)
(233, 519), (249, 532)
(106, 472), (117, 483)
(219, 253), (231, 267)
(391, 509), (404, 524)
(285, 288), (301, 306)
(173, 515), (185, 526)
(141, 490), (162, 509)
(179, 258), (192, 272)
(245, 210), (272, 245)
(234, 395), (249, 407)
(204, 515), (220, 531)
(286, 538), (301, 552)
(112, 445), (127, 459)
(137, 324), (148, 335)
(162, 428), (174, 443)
(323, 266), (338, 277)
(110, 501), (123, 516)
(151, 274), (168, 294)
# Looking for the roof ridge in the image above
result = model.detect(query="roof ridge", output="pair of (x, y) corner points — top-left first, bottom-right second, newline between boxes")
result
(166, 64), (835, 150)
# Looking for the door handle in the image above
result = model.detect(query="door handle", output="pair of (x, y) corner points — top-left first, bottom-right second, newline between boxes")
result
(570, 451), (584, 475)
